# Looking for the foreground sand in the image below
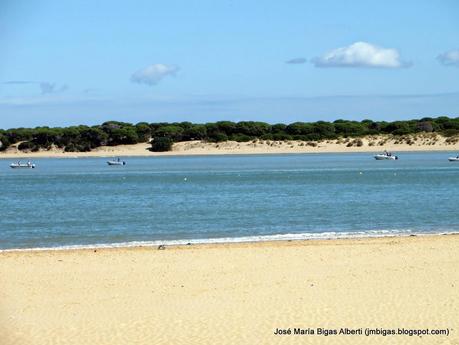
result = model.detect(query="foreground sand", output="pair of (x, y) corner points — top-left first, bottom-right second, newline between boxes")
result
(1, 134), (458, 159)
(1, 235), (458, 345)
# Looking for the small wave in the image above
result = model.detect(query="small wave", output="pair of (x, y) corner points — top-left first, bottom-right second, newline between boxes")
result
(1, 229), (458, 253)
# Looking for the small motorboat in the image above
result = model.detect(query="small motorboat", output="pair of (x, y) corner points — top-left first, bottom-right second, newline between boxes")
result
(107, 158), (126, 166)
(448, 156), (459, 162)
(374, 152), (398, 160)
(10, 161), (36, 169)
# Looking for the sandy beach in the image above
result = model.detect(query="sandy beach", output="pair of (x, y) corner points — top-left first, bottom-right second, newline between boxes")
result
(1, 235), (458, 345)
(1, 134), (458, 159)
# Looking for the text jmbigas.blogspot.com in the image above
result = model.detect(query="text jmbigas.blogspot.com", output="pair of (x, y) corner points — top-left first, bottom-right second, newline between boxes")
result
(273, 327), (451, 337)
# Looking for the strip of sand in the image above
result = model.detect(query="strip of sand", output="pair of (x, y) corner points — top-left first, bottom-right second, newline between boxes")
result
(1, 235), (458, 344)
(1, 134), (458, 159)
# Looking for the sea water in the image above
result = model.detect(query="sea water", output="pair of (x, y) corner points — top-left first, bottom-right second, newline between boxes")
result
(1, 152), (458, 250)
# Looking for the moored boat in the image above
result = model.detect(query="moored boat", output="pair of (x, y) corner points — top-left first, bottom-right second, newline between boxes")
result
(10, 161), (36, 169)
(107, 158), (126, 166)
(448, 156), (459, 162)
(374, 151), (398, 160)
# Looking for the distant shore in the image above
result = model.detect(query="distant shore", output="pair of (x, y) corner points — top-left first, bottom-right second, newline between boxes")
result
(1, 234), (458, 345)
(1, 134), (458, 159)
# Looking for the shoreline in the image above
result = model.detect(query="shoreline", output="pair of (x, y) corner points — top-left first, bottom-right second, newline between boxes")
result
(1, 135), (458, 159)
(1, 148), (459, 160)
(2, 230), (458, 253)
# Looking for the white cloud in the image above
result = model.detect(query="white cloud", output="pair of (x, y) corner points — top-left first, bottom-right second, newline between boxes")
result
(312, 42), (410, 68)
(437, 49), (459, 67)
(131, 64), (179, 86)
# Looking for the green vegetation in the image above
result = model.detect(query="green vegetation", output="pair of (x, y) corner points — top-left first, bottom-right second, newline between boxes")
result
(0, 117), (458, 152)
(150, 137), (173, 152)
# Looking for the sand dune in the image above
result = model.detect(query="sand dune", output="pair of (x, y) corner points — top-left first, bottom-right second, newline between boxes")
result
(1, 133), (458, 159)
(1, 235), (458, 344)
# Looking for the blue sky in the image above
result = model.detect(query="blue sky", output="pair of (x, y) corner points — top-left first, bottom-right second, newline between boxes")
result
(1, 0), (458, 128)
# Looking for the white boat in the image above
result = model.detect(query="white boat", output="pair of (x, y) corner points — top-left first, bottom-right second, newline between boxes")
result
(107, 159), (126, 166)
(10, 162), (36, 169)
(374, 153), (398, 160)
(448, 156), (459, 162)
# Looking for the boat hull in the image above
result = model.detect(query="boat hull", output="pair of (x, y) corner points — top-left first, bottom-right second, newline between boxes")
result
(448, 157), (459, 162)
(374, 155), (397, 160)
(10, 164), (35, 169)
(107, 161), (126, 166)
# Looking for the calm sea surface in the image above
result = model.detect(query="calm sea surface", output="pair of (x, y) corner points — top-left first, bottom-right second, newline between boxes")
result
(1, 152), (459, 250)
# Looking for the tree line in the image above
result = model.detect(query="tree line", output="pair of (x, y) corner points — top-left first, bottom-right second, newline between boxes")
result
(0, 117), (458, 152)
